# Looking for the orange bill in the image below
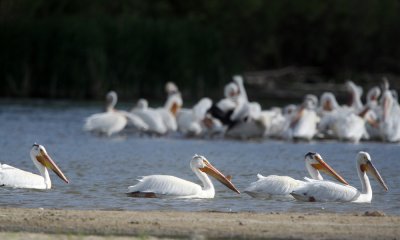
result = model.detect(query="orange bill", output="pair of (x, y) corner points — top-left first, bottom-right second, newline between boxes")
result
(36, 150), (69, 184)
(200, 161), (240, 194)
(312, 155), (349, 185)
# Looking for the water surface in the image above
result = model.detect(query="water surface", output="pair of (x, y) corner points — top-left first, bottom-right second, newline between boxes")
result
(0, 102), (399, 214)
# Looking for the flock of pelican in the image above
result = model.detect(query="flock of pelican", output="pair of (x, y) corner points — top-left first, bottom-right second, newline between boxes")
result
(0, 77), (393, 204)
(0, 144), (388, 203)
(84, 76), (400, 143)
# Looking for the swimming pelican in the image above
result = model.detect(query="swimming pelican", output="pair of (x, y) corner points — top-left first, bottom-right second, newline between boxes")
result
(127, 154), (240, 198)
(291, 151), (388, 202)
(0, 144), (69, 189)
(84, 91), (148, 136)
(244, 152), (348, 198)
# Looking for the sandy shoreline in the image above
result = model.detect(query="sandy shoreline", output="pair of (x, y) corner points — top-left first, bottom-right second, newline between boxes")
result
(0, 208), (399, 239)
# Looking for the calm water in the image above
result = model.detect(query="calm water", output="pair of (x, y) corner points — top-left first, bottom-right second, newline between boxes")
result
(0, 101), (399, 214)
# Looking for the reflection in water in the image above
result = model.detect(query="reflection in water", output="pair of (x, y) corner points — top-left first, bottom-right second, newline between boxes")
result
(0, 102), (399, 214)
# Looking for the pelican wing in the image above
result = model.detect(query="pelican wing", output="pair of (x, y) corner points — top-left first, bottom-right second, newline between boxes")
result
(156, 109), (178, 132)
(120, 111), (149, 131)
(291, 180), (359, 202)
(127, 175), (202, 197)
(132, 110), (167, 135)
(0, 163), (46, 189)
(244, 175), (304, 198)
(293, 110), (319, 140)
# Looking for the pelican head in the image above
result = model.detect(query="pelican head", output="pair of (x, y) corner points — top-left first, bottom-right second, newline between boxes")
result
(367, 86), (381, 103)
(345, 80), (363, 96)
(165, 82), (179, 95)
(304, 94), (318, 109)
(224, 83), (239, 99)
(304, 152), (349, 185)
(191, 155), (240, 194)
(136, 99), (149, 109)
(357, 152), (388, 191)
(105, 91), (118, 111)
(30, 144), (69, 184)
(320, 92), (339, 111)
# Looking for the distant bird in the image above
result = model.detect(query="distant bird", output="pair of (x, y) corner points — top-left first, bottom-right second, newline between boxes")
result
(345, 80), (364, 113)
(177, 98), (214, 136)
(0, 144), (69, 189)
(244, 152), (348, 198)
(131, 99), (168, 135)
(379, 80), (400, 142)
(318, 92), (368, 142)
(155, 83), (183, 133)
(127, 154), (240, 198)
(84, 91), (148, 136)
(289, 97), (320, 141)
(291, 151), (388, 203)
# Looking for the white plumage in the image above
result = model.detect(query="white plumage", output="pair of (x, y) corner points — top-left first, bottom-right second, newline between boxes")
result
(128, 175), (202, 198)
(84, 91), (148, 136)
(244, 152), (348, 198)
(244, 174), (303, 198)
(127, 154), (240, 198)
(0, 144), (69, 189)
(291, 151), (388, 203)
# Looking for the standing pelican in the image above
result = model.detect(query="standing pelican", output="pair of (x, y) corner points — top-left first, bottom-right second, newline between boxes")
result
(84, 91), (148, 136)
(244, 152), (348, 198)
(127, 154), (240, 198)
(291, 152), (388, 202)
(0, 144), (69, 189)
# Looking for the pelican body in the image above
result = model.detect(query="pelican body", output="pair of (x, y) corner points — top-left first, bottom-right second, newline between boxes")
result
(127, 155), (240, 198)
(291, 152), (388, 203)
(0, 144), (69, 189)
(244, 152), (348, 198)
(84, 91), (148, 136)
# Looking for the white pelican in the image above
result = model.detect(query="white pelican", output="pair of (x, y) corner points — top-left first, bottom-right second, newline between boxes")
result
(177, 98), (214, 136)
(345, 80), (364, 113)
(317, 92), (367, 142)
(291, 151), (388, 203)
(0, 144), (69, 189)
(260, 107), (286, 139)
(363, 86), (381, 140)
(225, 76), (268, 139)
(155, 82), (183, 133)
(84, 91), (148, 136)
(207, 82), (239, 127)
(379, 81), (400, 142)
(244, 152), (348, 198)
(131, 99), (168, 135)
(290, 97), (320, 141)
(127, 154), (240, 198)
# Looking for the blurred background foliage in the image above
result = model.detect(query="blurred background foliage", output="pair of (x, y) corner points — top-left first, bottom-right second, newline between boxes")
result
(1, 0), (400, 101)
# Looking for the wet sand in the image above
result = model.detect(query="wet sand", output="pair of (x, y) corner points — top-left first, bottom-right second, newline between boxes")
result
(0, 208), (399, 239)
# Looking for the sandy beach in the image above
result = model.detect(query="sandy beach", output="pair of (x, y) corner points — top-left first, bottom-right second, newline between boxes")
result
(0, 208), (398, 239)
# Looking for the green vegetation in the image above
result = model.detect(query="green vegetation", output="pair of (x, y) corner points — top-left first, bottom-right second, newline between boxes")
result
(1, 0), (399, 100)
